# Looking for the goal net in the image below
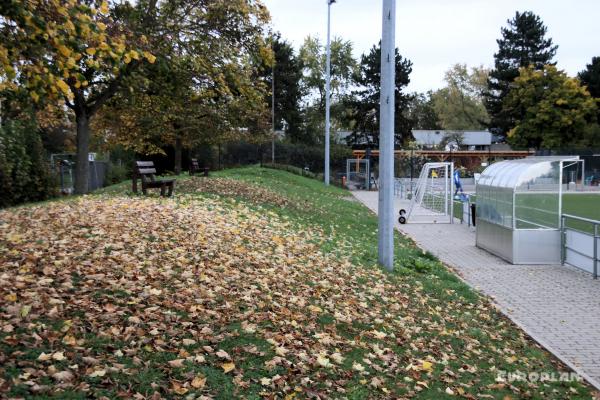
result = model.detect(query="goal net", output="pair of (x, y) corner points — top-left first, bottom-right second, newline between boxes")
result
(400, 162), (454, 224)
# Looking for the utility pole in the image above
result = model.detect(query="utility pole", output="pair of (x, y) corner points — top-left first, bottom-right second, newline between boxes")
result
(272, 62), (275, 164)
(324, 0), (336, 185)
(378, 0), (396, 271)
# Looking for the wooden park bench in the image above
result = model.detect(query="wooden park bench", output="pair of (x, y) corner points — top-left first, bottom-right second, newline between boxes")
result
(132, 161), (175, 197)
(189, 158), (209, 177)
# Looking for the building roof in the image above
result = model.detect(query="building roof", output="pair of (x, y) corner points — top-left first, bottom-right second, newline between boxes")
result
(412, 130), (492, 146)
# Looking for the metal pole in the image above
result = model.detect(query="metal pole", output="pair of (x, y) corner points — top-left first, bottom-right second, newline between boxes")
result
(559, 161), (563, 228)
(594, 223), (598, 279)
(272, 54), (276, 164)
(324, 0), (335, 185)
(378, 0), (396, 271)
(449, 163), (454, 223)
(561, 215), (566, 265)
(582, 159), (586, 191)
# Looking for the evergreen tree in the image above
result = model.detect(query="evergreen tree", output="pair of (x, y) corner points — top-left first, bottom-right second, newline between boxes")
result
(485, 11), (558, 136)
(578, 56), (600, 122)
(345, 43), (412, 146)
(407, 91), (442, 130)
(270, 36), (305, 143)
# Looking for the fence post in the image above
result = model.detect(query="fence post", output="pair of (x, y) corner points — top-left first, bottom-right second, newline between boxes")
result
(560, 215), (566, 265)
(594, 223), (598, 280)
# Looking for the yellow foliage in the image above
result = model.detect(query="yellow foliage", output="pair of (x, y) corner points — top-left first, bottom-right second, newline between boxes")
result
(57, 45), (71, 57)
(128, 50), (139, 60)
(56, 79), (70, 96)
(100, 1), (109, 14)
(86, 48), (96, 56)
(143, 51), (156, 64)
(64, 20), (76, 33)
(66, 57), (76, 69)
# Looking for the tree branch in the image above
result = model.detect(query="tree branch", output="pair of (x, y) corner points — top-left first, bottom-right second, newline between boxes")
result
(86, 60), (141, 115)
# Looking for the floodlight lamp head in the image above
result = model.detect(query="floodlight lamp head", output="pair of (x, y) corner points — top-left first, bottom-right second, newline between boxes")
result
(328, 0), (336, 4)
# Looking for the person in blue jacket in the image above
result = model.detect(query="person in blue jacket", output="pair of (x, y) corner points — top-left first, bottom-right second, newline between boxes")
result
(454, 168), (464, 196)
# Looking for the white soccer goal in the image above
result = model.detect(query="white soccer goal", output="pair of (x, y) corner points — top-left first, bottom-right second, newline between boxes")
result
(399, 162), (454, 224)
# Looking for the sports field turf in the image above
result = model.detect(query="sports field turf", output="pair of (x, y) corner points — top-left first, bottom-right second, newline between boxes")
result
(452, 193), (599, 232)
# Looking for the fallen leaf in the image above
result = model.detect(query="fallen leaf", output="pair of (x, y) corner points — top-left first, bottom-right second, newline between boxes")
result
(316, 354), (331, 368)
(216, 350), (230, 360)
(4, 293), (17, 302)
(331, 352), (345, 364)
(88, 369), (106, 378)
(52, 370), (74, 382)
(191, 375), (207, 389)
(352, 362), (365, 372)
(168, 359), (185, 368)
(222, 362), (235, 373)
(421, 360), (434, 372)
(260, 377), (271, 386)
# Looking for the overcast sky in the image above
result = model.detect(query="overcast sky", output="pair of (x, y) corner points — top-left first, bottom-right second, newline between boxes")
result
(261, 0), (599, 93)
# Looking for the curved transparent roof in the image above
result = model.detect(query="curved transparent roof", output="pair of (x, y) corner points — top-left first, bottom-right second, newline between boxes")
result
(477, 156), (579, 190)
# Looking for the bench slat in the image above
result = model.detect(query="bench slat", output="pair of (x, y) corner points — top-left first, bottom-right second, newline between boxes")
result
(136, 161), (155, 167)
(138, 168), (156, 175)
(144, 180), (175, 188)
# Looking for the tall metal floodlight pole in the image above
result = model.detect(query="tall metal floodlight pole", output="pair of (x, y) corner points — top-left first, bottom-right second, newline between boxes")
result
(324, 0), (336, 185)
(272, 63), (275, 163)
(378, 0), (396, 271)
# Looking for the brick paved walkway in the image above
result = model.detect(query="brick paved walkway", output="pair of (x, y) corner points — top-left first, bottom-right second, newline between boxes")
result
(352, 190), (600, 390)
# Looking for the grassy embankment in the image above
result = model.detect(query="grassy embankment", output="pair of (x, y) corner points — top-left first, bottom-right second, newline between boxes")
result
(0, 166), (595, 399)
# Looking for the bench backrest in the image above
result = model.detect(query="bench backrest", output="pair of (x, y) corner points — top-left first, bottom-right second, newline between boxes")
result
(135, 161), (156, 183)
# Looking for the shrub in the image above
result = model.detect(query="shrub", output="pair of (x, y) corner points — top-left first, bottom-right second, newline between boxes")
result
(104, 162), (129, 186)
(0, 120), (56, 207)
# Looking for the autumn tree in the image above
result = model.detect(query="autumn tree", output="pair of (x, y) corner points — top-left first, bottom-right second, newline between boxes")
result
(345, 43), (412, 146)
(0, 0), (157, 194)
(485, 11), (558, 135)
(298, 36), (357, 144)
(93, 0), (273, 174)
(504, 65), (597, 149)
(432, 64), (489, 131)
(299, 36), (357, 106)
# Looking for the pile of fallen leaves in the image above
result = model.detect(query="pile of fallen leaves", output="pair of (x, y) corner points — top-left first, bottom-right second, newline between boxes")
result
(0, 192), (591, 399)
(178, 177), (290, 208)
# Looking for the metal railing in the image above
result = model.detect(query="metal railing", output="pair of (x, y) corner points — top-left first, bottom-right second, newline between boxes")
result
(561, 214), (599, 279)
(394, 179), (416, 199)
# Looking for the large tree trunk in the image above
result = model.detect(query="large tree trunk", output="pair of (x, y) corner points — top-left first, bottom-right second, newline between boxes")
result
(74, 110), (90, 194)
(174, 136), (182, 175)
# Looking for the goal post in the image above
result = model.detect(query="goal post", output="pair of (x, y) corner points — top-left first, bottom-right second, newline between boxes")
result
(399, 162), (454, 224)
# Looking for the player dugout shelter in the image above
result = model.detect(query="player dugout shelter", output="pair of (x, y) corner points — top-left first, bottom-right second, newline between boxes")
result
(476, 156), (583, 264)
